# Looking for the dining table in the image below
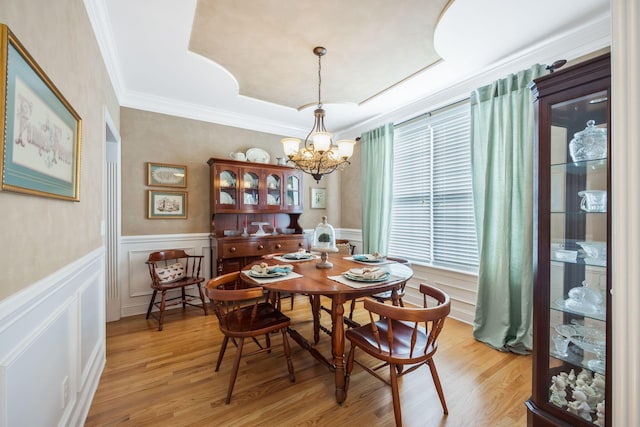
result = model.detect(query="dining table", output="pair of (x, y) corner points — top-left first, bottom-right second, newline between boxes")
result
(240, 253), (413, 404)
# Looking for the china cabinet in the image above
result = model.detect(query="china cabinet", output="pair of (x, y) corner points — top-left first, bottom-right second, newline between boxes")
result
(207, 158), (307, 275)
(526, 53), (611, 426)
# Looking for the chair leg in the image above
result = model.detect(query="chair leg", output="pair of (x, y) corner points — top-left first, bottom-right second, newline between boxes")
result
(265, 332), (271, 353)
(345, 345), (356, 392)
(311, 295), (321, 344)
(275, 292), (282, 312)
(427, 358), (448, 414)
(158, 291), (167, 331)
(225, 337), (245, 404)
(389, 363), (402, 427)
(215, 335), (229, 372)
(281, 328), (295, 382)
(146, 290), (157, 319)
(348, 298), (357, 320)
(197, 284), (209, 315)
(181, 287), (186, 309)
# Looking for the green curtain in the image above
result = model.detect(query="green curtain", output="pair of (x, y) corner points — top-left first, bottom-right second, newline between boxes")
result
(361, 123), (394, 254)
(470, 64), (547, 353)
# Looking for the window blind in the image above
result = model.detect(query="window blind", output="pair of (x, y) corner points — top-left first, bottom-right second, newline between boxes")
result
(388, 102), (478, 273)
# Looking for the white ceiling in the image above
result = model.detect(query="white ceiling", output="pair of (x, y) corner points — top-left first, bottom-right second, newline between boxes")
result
(85, 0), (610, 139)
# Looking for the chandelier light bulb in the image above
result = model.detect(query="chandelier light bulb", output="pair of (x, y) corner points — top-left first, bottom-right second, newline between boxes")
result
(312, 132), (332, 152)
(337, 139), (356, 158)
(281, 137), (301, 156)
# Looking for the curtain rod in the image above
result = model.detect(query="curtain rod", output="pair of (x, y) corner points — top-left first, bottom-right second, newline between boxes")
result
(395, 97), (470, 127)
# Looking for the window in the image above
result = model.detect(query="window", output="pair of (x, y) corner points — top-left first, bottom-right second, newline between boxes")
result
(388, 102), (478, 273)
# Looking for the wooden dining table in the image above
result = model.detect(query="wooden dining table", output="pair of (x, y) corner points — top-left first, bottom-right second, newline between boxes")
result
(241, 254), (413, 404)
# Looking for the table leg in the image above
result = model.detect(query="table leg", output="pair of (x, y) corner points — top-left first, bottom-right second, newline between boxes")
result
(391, 287), (399, 306)
(332, 296), (347, 403)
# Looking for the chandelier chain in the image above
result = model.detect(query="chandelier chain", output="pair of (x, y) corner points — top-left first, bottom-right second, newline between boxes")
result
(317, 53), (322, 109)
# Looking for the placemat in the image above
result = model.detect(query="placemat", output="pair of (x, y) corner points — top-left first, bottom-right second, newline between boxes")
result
(328, 274), (402, 289)
(343, 256), (396, 266)
(241, 270), (303, 284)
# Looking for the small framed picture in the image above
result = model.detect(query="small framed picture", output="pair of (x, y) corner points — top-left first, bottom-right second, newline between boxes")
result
(148, 190), (187, 219)
(311, 187), (326, 209)
(147, 162), (187, 188)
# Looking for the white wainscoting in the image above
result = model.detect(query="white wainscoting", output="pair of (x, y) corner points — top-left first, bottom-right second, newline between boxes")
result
(119, 231), (478, 324)
(336, 228), (478, 324)
(0, 248), (105, 427)
(119, 233), (212, 318)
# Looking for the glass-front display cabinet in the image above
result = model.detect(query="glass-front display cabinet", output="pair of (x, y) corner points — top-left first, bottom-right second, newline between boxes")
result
(526, 53), (611, 427)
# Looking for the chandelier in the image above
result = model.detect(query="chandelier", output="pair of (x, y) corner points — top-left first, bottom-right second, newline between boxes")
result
(281, 46), (356, 183)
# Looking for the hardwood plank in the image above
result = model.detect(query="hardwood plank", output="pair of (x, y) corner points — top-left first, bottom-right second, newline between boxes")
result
(86, 295), (531, 426)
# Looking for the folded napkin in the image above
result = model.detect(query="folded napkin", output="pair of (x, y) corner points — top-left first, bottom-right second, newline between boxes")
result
(251, 263), (293, 275)
(347, 267), (388, 279)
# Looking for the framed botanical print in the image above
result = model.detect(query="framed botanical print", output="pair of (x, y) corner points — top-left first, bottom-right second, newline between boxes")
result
(148, 190), (187, 219)
(147, 162), (187, 188)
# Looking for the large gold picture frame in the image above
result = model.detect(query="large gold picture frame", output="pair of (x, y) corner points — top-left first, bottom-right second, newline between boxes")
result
(0, 24), (82, 201)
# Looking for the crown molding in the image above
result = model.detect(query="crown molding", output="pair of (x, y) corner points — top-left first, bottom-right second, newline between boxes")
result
(83, 0), (125, 102)
(120, 90), (309, 137)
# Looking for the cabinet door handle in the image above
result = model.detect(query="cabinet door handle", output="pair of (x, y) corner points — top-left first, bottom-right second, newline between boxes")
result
(257, 244), (264, 250)
(229, 247), (237, 253)
(298, 243), (303, 248)
(275, 243), (282, 249)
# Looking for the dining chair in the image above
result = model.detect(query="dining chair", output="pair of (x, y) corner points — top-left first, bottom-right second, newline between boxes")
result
(335, 239), (356, 255)
(145, 249), (208, 331)
(345, 284), (451, 427)
(347, 256), (411, 320)
(206, 272), (295, 404)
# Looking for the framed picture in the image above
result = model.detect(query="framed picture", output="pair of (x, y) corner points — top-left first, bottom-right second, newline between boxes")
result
(148, 190), (188, 219)
(311, 187), (326, 209)
(0, 25), (82, 201)
(147, 162), (187, 188)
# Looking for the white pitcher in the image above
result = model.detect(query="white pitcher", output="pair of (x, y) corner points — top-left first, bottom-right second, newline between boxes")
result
(229, 152), (246, 161)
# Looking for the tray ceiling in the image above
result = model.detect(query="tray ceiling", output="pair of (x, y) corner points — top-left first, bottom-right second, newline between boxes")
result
(92, 0), (610, 137)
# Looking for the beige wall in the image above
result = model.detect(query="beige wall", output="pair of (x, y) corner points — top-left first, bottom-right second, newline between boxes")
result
(0, 0), (119, 299)
(121, 107), (361, 235)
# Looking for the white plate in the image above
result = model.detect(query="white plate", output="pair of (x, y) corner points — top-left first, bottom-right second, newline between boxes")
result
(220, 192), (234, 204)
(353, 254), (386, 263)
(246, 148), (271, 164)
(219, 171), (236, 187)
(267, 175), (279, 189)
(267, 194), (279, 205)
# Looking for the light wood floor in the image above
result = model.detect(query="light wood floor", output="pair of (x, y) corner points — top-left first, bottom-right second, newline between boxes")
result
(86, 295), (532, 426)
